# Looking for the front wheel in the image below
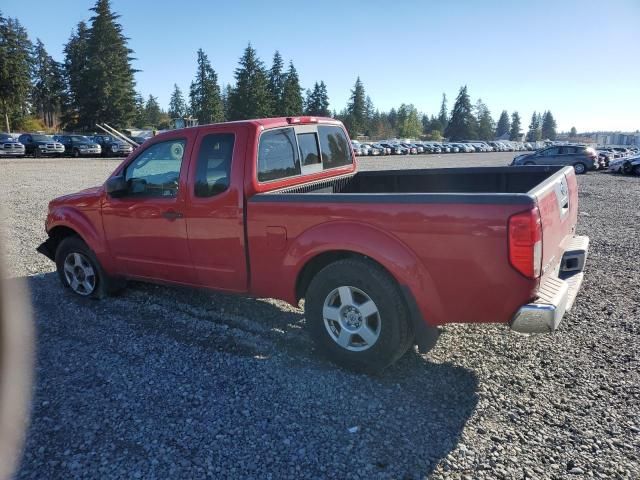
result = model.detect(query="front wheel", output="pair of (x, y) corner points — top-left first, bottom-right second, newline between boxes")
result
(305, 258), (413, 373)
(72, 148), (80, 158)
(573, 162), (587, 174)
(55, 237), (107, 298)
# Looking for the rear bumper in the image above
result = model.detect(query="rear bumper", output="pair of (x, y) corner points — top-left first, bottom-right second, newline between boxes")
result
(510, 235), (589, 334)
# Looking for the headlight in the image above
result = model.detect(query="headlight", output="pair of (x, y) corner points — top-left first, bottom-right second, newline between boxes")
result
(111, 145), (118, 152)
(38, 145), (46, 149)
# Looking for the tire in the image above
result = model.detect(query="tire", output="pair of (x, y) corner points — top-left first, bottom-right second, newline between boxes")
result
(55, 237), (108, 299)
(305, 258), (413, 373)
(633, 165), (640, 176)
(622, 161), (633, 175)
(72, 148), (80, 158)
(573, 162), (587, 175)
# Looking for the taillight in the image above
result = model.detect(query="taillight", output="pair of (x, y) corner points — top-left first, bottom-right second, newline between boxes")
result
(508, 208), (542, 279)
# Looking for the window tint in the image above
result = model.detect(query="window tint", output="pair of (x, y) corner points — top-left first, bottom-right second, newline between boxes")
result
(297, 133), (321, 166)
(318, 126), (352, 169)
(124, 139), (186, 198)
(257, 128), (301, 182)
(543, 147), (560, 156)
(194, 133), (234, 197)
(562, 146), (577, 154)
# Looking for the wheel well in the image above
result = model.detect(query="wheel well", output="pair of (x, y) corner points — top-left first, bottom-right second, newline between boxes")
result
(295, 250), (396, 303)
(47, 226), (80, 255)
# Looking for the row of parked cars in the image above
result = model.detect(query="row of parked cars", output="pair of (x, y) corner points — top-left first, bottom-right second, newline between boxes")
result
(0, 133), (135, 158)
(511, 144), (640, 175)
(351, 140), (536, 156)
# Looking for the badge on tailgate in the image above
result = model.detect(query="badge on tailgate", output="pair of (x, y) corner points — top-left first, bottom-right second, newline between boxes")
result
(554, 176), (570, 217)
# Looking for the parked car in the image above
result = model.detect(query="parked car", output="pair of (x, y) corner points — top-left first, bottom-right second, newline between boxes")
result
(0, 133), (26, 158)
(36, 116), (589, 373)
(17, 133), (65, 157)
(90, 135), (134, 157)
(400, 143), (418, 154)
(54, 135), (102, 157)
(371, 143), (390, 155)
(609, 154), (640, 175)
(380, 143), (406, 155)
(511, 145), (598, 174)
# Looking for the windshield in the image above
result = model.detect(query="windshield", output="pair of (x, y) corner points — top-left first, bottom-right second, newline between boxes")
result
(70, 135), (91, 142)
(31, 135), (53, 142)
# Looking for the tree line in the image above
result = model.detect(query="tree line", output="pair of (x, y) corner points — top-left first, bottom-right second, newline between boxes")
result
(0, 0), (558, 141)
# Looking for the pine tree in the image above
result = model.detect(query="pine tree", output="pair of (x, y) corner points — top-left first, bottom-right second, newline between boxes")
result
(62, 21), (89, 128)
(438, 93), (448, 129)
(495, 110), (510, 138)
(281, 61), (303, 116)
(31, 39), (65, 129)
(475, 99), (495, 140)
(445, 86), (476, 141)
(345, 76), (367, 136)
(0, 14), (33, 131)
(510, 111), (522, 140)
(228, 44), (272, 120)
(189, 48), (223, 124)
(316, 81), (330, 116)
(541, 111), (557, 140)
(168, 84), (186, 118)
(80, 0), (137, 129)
(221, 84), (232, 120)
(569, 126), (577, 138)
(132, 92), (145, 128)
(144, 94), (162, 126)
(267, 51), (286, 116)
(526, 112), (541, 142)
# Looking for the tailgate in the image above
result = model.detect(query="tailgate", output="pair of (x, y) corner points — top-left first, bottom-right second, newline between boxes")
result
(531, 166), (579, 283)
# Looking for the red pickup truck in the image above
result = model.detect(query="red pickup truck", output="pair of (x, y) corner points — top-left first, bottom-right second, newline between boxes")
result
(38, 117), (589, 372)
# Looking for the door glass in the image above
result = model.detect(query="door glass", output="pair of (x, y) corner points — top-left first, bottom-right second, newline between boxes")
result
(297, 133), (321, 166)
(257, 128), (301, 182)
(194, 133), (235, 197)
(124, 139), (186, 198)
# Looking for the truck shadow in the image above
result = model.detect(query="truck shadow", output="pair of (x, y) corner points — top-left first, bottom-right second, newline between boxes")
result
(17, 273), (479, 479)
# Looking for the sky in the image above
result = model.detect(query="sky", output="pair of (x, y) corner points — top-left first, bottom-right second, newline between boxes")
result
(3, 0), (639, 132)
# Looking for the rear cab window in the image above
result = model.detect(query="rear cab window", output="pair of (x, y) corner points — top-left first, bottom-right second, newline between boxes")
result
(257, 124), (352, 183)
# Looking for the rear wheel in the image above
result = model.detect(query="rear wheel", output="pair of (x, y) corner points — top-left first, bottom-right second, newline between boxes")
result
(633, 164), (640, 176)
(573, 162), (587, 174)
(622, 161), (633, 175)
(305, 258), (413, 373)
(55, 237), (108, 298)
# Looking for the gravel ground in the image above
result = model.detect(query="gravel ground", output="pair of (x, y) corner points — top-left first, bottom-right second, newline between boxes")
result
(0, 153), (638, 479)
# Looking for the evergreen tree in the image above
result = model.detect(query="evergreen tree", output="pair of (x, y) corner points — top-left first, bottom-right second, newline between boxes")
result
(228, 43), (272, 120)
(475, 99), (495, 140)
(31, 39), (65, 129)
(316, 81), (330, 116)
(509, 111), (522, 140)
(62, 21), (90, 127)
(445, 85), (476, 140)
(495, 110), (510, 138)
(81, 0), (137, 128)
(438, 93), (448, 128)
(526, 112), (541, 142)
(144, 94), (162, 126)
(189, 48), (223, 124)
(221, 84), (232, 120)
(267, 51), (286, 115)
(569, 126), (577, 138)
(168, 84), (186, 118)
(541, 110), (557, 140)
(0, 14), (33, 131)
(132, 92), (145, 128)
(281, 61), (303, 116)
(397, 104), (422, 138)
(345, 76), (367, 136)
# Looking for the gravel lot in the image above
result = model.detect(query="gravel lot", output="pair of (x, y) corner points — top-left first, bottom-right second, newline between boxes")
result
(1, 153), (638, 479)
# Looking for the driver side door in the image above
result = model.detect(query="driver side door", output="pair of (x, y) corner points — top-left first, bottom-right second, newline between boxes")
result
(101, 133), (196, 284)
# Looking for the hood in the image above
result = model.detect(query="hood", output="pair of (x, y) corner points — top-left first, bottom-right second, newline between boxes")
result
(49, 185), (104, 209)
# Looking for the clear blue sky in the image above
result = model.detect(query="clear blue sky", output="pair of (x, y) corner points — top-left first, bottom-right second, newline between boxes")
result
(3, 0), (639, 132)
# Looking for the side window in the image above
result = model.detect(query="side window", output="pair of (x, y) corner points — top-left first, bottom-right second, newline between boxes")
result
(194, 133), (234, 197)
(318, 126), (352, 169)
(544, 147), (560, 156)
(562, 146), (577, 154)
(297, 133), (321, 166)
(257, 128), (301, 182)
(124, 139), (186, 198)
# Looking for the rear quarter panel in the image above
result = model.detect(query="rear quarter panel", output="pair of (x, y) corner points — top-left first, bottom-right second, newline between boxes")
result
(247, 197), (539, 326)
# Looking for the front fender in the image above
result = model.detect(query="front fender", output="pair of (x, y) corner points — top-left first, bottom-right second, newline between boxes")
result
(46, 206), (111, 270)
(283, 221), (445, 327)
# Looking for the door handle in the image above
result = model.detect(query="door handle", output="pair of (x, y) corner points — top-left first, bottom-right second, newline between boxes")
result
(162, 210), (184, 220)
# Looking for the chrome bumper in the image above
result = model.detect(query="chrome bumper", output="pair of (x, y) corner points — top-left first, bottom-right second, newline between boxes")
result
(511, 235), (589, 334)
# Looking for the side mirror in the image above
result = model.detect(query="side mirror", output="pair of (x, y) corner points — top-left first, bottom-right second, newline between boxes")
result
(105, 176), (128, 197)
